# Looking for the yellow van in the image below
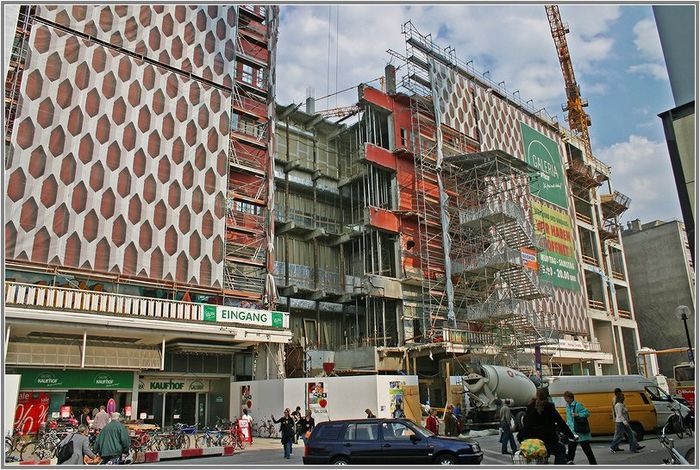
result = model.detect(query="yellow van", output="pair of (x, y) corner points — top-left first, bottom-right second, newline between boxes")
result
(546, 375), (657, 440)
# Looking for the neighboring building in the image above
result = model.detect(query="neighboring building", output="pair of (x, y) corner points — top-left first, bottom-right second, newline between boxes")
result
(622, 219), (696, 377)
(653, 5), (695, 264)
(272, 22), (641, 402)
(3, 5), (289, 431)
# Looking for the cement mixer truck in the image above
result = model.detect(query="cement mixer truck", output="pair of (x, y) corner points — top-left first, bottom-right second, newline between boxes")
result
(460, 365), (537, 430)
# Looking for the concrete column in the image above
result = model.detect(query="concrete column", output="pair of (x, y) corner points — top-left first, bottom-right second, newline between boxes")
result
(131, 371), (139, 419)
(616, 326), (629, 374)
(254, 343), (286, 380)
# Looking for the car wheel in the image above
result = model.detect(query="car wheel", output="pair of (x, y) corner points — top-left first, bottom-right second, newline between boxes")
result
(630, 423), (644, 442)
(684, 447), (694, 465)
(515, 411), (526, 431)
(435, 454), (456, 465)
(331, 457), (350, 465)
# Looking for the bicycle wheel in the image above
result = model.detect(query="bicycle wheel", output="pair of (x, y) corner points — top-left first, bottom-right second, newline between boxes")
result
(672, 415), (685, 439)
(178, 434), (191, 450)
(236, 433), (246, 450)
(220, 433), (234, 447)
(19, 440), (37, 461)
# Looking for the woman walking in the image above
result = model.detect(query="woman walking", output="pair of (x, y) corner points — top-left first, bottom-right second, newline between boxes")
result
(299, 409), (315, 444)
(563, 391), (597, 464)
(518, 387), (575, 464)
(271, 409), (296, 459)
(609, 394), (644, 453)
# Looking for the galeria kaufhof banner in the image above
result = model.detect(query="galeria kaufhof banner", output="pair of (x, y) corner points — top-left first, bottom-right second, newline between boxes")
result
(532, 200), (580, 291)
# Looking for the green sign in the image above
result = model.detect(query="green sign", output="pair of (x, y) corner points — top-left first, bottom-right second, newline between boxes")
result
(19, 369), (134, 390)
(532, 200), (580, 291)
(521, 123), (568, 209)
(203, 305), (285, 328)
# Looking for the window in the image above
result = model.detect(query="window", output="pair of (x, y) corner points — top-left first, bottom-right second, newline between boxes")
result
(645, 386), (672, 402)
(400, 128), (407, 147)
(381, 422), (415, 441)
(316, 424), (345, 441)
(256, 68), (265, 87)
(241, 64), (254, 84)
(344, 423), (378, 441)
(675, 365), (695, 382)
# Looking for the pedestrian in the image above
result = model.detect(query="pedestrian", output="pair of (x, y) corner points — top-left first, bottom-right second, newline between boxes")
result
(299, 409), (315, 444)
(496, 399), (517, 455)
(365, 408), (376, 418)
(518, 387), (575, 464)
(291, 406), (302, 444)
(93, 412), (130, 465)
(444, 405), (458, 437)
(425, 409), (439, 435)
(239, 408), (253, 444)
(78, 407), (91, 427)
(609, 394), (644, 453)
(57, 424), (96, 465)
(393, 402), (405, 419)
(271, 409), (295, 459)
(93, 405), (109, 431)
(563, 391), (597, 464)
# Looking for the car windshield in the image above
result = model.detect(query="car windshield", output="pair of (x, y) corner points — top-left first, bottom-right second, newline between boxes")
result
(407, 421), (434, 438)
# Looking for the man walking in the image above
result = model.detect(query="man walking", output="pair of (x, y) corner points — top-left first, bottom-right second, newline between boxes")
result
(610, 394), (644, 453)
(94, 412), (130, 464)
(93, 405), (109, 431)
(496, 399), (517, 455)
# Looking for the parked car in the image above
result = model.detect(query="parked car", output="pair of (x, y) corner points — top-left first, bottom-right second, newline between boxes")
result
(302, 418), (483, 465)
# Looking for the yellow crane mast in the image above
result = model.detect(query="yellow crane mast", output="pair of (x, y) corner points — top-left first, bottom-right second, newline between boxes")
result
(545, 5), (593, 159)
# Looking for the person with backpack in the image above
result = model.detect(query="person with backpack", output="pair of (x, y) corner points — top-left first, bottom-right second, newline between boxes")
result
(563, 391), (597, 464)
(56, 424), (96, 465)
(93, 412), (130, 464)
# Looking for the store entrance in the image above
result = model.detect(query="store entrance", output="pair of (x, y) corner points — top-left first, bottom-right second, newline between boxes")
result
(137, 392), (196, 428)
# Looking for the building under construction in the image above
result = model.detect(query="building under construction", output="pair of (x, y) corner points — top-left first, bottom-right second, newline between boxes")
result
(273, 21), (639, 402)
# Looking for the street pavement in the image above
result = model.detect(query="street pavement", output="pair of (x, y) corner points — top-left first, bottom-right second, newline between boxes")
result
(146, 434), (694, 466)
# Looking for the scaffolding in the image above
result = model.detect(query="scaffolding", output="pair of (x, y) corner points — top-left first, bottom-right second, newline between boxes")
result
(223, 5), (277, 305)
(400, 21), (557, 351)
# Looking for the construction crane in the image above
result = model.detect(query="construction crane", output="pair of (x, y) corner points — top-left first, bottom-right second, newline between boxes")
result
(545, 5), (593, 160)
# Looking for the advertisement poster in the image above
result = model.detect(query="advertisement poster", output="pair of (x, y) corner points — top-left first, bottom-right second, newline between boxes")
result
(307, 382), (329, 420)
(14, 391), (50, 434)
(520, 248), (538, 271)
(532, 200), (580, 291)
(241, 385), (252, 412)
(389, 381), (405, 418)
(521, 122), (568, 210)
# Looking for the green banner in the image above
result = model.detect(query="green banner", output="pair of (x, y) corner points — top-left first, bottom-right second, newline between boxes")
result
(203, 305), (285, 328)
(521, 123), (568, 209)
(19, 369), (134, 390)
(532, 200), (580, 291)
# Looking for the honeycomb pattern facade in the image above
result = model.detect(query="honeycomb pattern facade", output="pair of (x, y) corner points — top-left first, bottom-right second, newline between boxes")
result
(36, 5), (238, 89)
(429, 68), (588, 335)
(4, 21), (229, 287)
(429, 60), (478, 140)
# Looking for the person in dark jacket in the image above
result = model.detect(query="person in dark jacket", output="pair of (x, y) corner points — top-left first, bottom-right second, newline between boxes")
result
(93, 412), (130, 464)
(298, 409), (315, 443)
(291, 406), (302, 444)
(272, 409), (296, 459)
(444, 405), (458, 437)
(518, 388), (575, 464)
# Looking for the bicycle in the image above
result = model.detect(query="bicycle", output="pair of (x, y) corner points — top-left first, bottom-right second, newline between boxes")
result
(659, 415), (692, 464)
(20, 429), (66, 461)
(4, 428), (25, 460)
(669, 405), (694, 439)
(195, 427), (226, 448)
(254, 419), (278, 439)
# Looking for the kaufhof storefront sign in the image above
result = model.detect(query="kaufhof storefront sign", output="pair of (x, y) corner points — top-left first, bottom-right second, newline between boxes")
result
(18, 369), (134, 390)
(203, 305), (285, 328)
(139, 377), (210, 393)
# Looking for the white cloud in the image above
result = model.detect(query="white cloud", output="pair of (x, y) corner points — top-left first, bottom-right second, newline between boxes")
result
(633, 18), (664, 61)
(628, 63), (669, 81)
(597, 135), (682, 223)
(276, 5), (620, 115)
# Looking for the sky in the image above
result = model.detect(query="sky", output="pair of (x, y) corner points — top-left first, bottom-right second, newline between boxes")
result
(276, 4), (683, 226)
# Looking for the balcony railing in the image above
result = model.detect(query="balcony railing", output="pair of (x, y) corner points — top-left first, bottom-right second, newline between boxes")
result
(618, 308), (633, 319)
(611, 271), (626, 281)
(587, 299), (606, 311)
(5, 281), (203, 321)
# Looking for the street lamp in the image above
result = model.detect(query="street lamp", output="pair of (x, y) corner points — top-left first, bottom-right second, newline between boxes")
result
(675, 305), (694, 366)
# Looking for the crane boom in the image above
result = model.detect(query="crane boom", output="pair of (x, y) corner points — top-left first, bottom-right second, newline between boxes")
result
(545, 5), (593, 159)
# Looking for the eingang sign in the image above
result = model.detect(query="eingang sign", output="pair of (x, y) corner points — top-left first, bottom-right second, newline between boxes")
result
(203, 305), (285, 328)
